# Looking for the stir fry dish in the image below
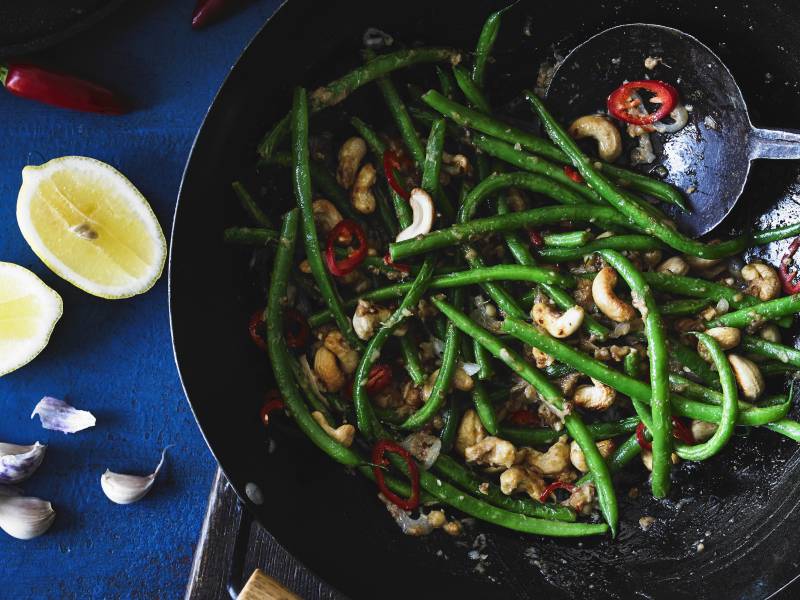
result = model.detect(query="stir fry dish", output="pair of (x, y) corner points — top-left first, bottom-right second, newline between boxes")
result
(224, 8), (800, 539)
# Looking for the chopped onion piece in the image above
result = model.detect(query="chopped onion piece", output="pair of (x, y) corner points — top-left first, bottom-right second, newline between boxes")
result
(378, 494), (433, 536)
(401, 433), (441, 471)
(653, 104), (689, 133)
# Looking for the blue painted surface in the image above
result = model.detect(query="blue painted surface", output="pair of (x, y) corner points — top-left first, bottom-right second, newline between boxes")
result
(0, 1), (282, 598)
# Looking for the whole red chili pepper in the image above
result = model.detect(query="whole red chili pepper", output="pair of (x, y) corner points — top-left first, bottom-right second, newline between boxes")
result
(366, 364), (393, 395)
(325, 219), (368, 276)
(539, 481), (576, 503)
(779, 236), (800, 295)
(607, 80), (678, 126)
(383, 150), (414, 200)
(259, 391), (285, 427)
(248, 309), (268, 350)
(563, 165), (584, 183)
(192, 0), (237, 29)
(508, 409), (539, 426)
(0, 63), (126, 114)
(372, 439), (420, 511)
(284, 309), (310, 349)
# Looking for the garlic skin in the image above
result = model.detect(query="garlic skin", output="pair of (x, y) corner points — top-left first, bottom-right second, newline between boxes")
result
(0, 442), (46, 484)
(31, 397), (96, 434)
(0, 495), (56, 540)
(101, 448), (168, 505)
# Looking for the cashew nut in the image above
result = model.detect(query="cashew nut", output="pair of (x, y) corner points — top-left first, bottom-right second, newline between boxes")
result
(323, 330), (360, 375)
(531, 302), (585, 338)
(312, 199), (343, 238)
(396, 188), (435, 243)
(728, 354), (765, 400)
(568, 115), (622, 162)
(441, 152), (472, 177)
(642, 450), (680, 471)
(643, 250), (663, 269)
(311, 411), (355, 447)
(592, 267), (636, 322)
(336, 136), (367, 189)
(422, 366), (474, 401)
(464, 436), (517, 469)
(570, 439), (615, 473)
(741, 262), (780, 301)
(656, 256), (689, 276)
(499, 465), (546, 500)
(313, 346), (346, 393)
(517, 436), (570, 476)
(351, 163), (377, 214)
(573, 378), (616, 410)
(697, 326), (741, 362)
(352, 299), (405, 341)
(684, 254), (722, 272)
(690, 420), (718, 443)
(566, 484), (596, 516)
(529, 345), (555, 369)
(455, 409), (486, 457)
(759, 324), (781, 344)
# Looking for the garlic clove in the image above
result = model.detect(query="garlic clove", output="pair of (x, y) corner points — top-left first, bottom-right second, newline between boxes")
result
(0, 442), (46, 484)
(0, 494), (56, 540)
(101, 448), (168, 505)
(31, 397), (96, 434)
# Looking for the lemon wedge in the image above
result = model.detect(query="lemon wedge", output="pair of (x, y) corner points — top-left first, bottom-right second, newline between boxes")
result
(16, 156), (167, 299)
(0, 262), (63, 377)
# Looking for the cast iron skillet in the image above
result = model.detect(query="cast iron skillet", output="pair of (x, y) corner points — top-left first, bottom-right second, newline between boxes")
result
(170, 1), (800, 598)
(0, 1), (127, 58)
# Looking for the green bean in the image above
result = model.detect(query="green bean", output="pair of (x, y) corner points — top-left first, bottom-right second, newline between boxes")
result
(291, 88), (362, 348)
(372, 64), (425, 166)
(439, 396), (460, 451)
(598, 250), (671, 497)
(740, 336), (800, 367)
(431, 297), (618, 535)
(399, 335), (426, 386)
(390, 205), (639, 262)
(500, 416), (639, 447)
(706, 294), (800, 328)
(431, 455), (575, 521)
(435, 65), (458, 99)
(453, 65), (491, 113)
(350, 116), (413, 228)
(668, 337), (721, 389)
(526, 92), (800, 258)
(542, 230), (594, 248)
(471, 5), (509, 89)
(543, 362), (577, 379)
(675, 334), (739, 461)
(501, 316), (789, 428)
(421, 90), (687, 209)
(624, 349), (642, 378)
(257, 48), (461, 160)
(537, 235), (666, 262)
(472, 135), (604, 205)
(232, 181), (271, 228)
(461, 341), (499, 433)
(760, 362), (800, 377)
(660, 298), (712, 316)
(223, 226), (279, 246)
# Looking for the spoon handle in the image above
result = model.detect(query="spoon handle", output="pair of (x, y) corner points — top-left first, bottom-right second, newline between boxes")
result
(749, 127), (800, 160)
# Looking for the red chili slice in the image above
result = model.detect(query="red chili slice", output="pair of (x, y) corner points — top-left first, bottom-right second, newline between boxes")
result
(607, 80), (679, 126)
(372, 439), (420, 511)
(539, 481), (576, 503)
(383, 150), (414, 200)
(383, 252), (411, 274)
(259, 391), (285, 427)
(508, 409), (539, 427)
(285, 309), (310, 348)
(637, 417), (694, 451)
(779, 236), (800, 295)
(324, 219), (368, 276)
(528, 230), (544, 247)
(563, 165), (584, 183)
(366, 364), (393, 395)
(248, 309), (268, 350)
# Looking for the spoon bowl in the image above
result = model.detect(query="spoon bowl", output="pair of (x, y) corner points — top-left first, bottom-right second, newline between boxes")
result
(546, 23), (800, 237)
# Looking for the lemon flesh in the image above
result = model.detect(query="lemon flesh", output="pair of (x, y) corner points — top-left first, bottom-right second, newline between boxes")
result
(0, 262), (63, 377)
(16, 156), (167, 299)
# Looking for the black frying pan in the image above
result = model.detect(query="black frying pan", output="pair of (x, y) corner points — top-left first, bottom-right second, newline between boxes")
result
(170, 1), (800, 598)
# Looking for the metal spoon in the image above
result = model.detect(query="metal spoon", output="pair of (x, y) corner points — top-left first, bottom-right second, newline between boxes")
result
(545, 23), (800, 237)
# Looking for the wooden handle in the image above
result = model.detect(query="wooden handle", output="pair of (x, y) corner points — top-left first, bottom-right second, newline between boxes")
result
(237, 569), (302, 600)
